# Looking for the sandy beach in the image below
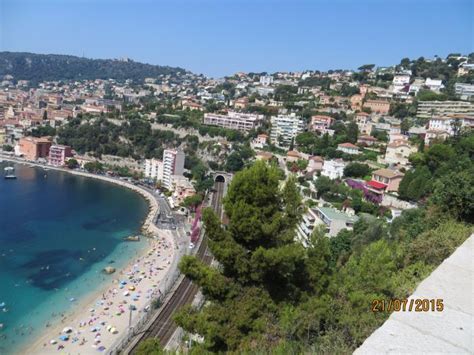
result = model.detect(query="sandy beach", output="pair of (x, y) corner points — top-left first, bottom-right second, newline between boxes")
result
(0, 155), (181, 354)
(22, 233), (175, 355)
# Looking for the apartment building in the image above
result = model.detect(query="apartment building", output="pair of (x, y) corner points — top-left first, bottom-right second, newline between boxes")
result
(259, 75), (274, 86)
(48, 145), (73, 166)
(296, 208), (318, 246)
(428, 115), (474, 136)
(270, 114), (305, 147)
(417, 101), (474, 119)
(162, 149), (185, 190)
(454, 83), (474, 100)
(144, 158), (164, 181)
(18, 136), (52, 161)
(314, 207), (358, 237)
(203, 111), (263, 132)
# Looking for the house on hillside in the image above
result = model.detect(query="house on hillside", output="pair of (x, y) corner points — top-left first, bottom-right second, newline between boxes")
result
(321, 159), (346, 180)
(337, 142), (360, 155)
(369, 168), (404, 194)
(383, 139), (417, 167)
(357, 135), (378, 146)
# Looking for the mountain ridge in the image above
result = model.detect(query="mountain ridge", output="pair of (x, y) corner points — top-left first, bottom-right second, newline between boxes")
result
(0, 51), (188, 84)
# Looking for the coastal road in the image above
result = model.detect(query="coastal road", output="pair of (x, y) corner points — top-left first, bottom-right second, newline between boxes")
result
(126, 180), (224, 354)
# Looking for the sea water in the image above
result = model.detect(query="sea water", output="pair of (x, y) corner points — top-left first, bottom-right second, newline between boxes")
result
(0, 163), (148, 354)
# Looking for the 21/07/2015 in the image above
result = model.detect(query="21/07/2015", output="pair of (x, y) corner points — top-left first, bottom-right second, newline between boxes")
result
(371, 298), (444, 312)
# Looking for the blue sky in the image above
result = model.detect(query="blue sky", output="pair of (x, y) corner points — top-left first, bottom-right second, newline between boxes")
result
(1, 0), (472, 77)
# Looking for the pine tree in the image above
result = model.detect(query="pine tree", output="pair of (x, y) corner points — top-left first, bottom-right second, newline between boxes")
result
(175, 161), (321, 351)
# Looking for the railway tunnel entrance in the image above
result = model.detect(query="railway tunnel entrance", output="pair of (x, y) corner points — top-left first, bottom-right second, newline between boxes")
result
(215, 175), (225, 183)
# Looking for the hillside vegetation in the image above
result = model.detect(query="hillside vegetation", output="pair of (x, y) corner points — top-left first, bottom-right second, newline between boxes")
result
(0, 52), (186, 83)
(137, 133), (473, 354)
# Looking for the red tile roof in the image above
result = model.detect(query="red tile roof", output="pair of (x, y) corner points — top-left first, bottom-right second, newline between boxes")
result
(338, 142), (359, 149)
(367, 180), (387, 189)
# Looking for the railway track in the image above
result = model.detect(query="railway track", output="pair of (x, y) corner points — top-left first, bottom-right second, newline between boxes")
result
(127, 181), (224, 353)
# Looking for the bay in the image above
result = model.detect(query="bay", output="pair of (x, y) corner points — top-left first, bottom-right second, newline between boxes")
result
(0, 162), (148, 353)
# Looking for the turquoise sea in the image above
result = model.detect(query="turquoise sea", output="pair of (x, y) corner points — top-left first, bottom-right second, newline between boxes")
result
(0, 162), (148, 354)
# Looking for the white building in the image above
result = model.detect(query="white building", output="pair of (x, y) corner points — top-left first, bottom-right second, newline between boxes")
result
(251, 86), (275, 96)
(297, 207), (358, 240)
(392, 73), (411, 93)
(337, 143), (360, 155)
(270, 114), (305, 147)
(314, 207), (358, 237)
(458, 62), (474, 76)
(203, 111), (263, 132)
(321, 159), (346, 180)
(144, 158), (164, 181)
(251, 134), (269, 149)
(296, 208), (318, 247)
(428, 116), (474, 136)
(425, 78), (444, 92)
(409, 78), (425, 95)
(260, 75), (274, 86)
(162, 149), (185, 190)
(454, 83), (474, 100)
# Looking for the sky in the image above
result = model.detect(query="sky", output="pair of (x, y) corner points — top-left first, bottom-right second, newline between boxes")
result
(0, 0), (472, 77)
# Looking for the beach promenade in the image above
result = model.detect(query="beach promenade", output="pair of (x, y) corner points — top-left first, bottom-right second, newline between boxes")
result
(0, 154), (186, 354)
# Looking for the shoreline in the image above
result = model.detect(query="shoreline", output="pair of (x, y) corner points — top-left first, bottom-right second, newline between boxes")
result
(0, 155), (179, 355)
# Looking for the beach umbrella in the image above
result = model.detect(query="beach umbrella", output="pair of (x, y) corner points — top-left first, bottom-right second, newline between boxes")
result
(123, 291), (130, 296)
(98, 346), (106, 352)
(106, 325), (112, 331)
(111, 327), (118, 334)
(50, 339), (57, 344)
(62, 327), (73, 333)
(128, 285), (136, 291)
(59, 335), (69, 341)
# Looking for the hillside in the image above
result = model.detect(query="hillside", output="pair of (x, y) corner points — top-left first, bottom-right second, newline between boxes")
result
(0, 52), (187, 83)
